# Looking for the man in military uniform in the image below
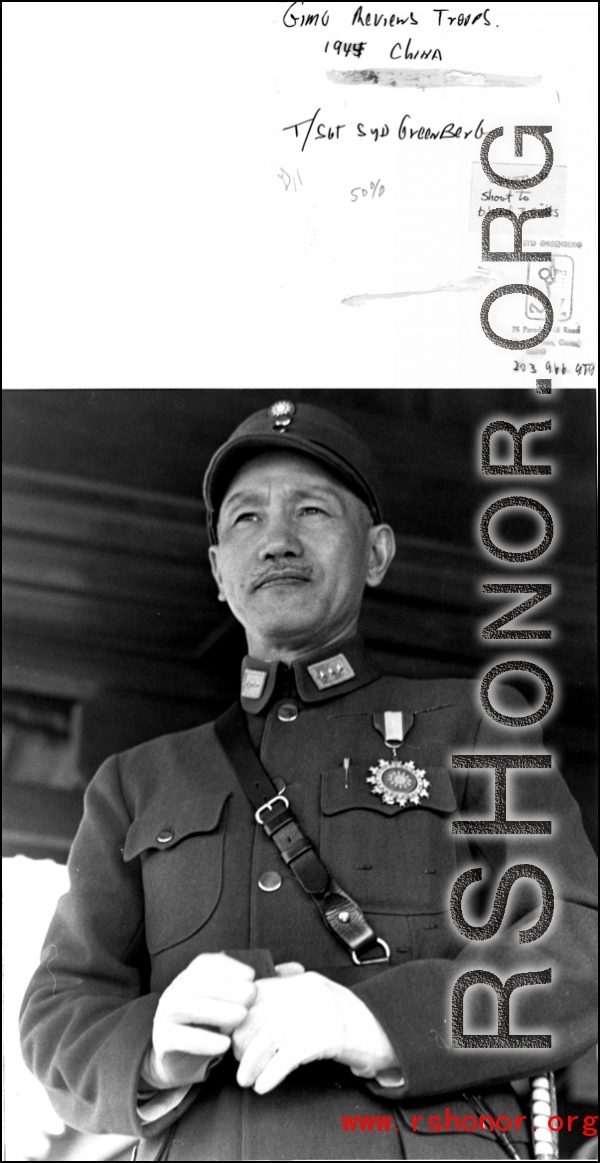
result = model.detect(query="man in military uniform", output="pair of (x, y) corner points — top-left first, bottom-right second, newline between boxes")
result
(20, 401), (597, 1161)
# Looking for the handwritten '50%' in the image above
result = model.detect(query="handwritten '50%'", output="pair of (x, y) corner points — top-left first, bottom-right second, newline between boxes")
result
(350, 179), (385, 202)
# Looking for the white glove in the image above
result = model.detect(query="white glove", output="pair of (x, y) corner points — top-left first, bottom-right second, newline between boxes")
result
(232, 967), (399, 1094)
(142, 952), (257, 1089)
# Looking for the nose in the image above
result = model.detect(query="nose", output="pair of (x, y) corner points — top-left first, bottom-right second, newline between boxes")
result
(259, 510), (303, 560)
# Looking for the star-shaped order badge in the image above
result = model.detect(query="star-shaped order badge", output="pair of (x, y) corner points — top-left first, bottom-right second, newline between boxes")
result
(367, 758), (430, 807)
(368, 711), (430, 807)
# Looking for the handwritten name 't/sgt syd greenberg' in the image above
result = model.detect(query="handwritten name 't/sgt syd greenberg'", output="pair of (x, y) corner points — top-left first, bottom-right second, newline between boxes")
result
(284, 111), (487, 151)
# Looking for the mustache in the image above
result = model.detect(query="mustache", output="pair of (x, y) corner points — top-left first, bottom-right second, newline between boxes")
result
(251, 567), (313, 590)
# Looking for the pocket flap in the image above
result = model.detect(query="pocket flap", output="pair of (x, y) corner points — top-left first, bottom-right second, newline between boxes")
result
(321, 764), (457, 816)
(123, 788), (230, 862)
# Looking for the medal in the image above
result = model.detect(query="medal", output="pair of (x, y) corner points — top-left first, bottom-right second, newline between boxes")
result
(367, 759), (430, 806)
(368, 711), (430, 807)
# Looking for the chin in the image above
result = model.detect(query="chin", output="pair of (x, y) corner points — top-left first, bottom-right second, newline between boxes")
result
(259, 614), (317, 636)
(251, 611), (321, 644)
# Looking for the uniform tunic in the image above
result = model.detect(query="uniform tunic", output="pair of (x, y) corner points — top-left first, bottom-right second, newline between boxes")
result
(20, 639), (598, 1160)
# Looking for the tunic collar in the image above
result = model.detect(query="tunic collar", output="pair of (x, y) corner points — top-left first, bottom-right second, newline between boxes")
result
(240, 636), (381, 714)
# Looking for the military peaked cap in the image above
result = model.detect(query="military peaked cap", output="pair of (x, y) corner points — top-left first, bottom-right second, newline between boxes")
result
(203, 400), (385, 544)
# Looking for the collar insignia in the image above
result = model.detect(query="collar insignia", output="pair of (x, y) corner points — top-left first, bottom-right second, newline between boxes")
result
(241, 667), (268, 700)
(307, 653), (356, 691)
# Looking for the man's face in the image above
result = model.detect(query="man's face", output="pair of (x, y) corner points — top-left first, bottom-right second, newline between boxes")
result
(208, 451), (392, 658)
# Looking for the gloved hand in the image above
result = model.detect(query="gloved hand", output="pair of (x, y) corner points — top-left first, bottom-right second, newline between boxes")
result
(232, 965), (399, 1094)
(142, 952), (257, 1089)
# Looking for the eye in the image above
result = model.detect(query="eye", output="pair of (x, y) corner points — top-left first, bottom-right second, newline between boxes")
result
(233, 511), (259, 524)
(298, 504), (327, 516)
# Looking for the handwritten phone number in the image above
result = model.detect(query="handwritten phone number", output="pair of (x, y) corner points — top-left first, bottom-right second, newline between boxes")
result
(284, 110), (485, 150)
(512, 362), (595, 376)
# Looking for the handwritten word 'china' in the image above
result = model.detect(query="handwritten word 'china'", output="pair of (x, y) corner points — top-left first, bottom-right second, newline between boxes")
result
(326, 37), (443, 59)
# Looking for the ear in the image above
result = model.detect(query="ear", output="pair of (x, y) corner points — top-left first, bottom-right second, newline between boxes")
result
(208, 545), (228, 602)
(365, 524), (396, 589)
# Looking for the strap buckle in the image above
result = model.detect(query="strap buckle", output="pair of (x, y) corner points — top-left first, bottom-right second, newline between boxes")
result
(255, 793), (289, 825)
(351, 938), (391, 966)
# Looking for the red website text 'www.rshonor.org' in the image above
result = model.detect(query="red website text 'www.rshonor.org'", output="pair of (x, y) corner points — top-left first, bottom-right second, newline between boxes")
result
(340, 1112), (599, 1136)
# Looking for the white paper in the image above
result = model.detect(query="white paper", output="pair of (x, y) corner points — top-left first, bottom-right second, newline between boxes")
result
(2, 1), (597, 389)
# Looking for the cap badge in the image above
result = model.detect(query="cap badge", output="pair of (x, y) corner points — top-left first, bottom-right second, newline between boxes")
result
(367, 759), (430, 807)
(307, 653), (356, 691)
(269, 400), (296, 430)
(241, 667), (268, 700)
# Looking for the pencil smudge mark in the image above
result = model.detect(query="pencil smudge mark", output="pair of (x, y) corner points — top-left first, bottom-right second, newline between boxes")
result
(328, 69), (541, 89)
(343, 268), (501, 308)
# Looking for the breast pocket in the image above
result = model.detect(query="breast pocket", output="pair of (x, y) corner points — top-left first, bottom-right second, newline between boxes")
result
(123, 790), (230, 954)
(320, 765), (458, 915)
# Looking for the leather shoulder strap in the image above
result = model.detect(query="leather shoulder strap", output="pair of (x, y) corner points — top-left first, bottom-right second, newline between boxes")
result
(214, 702), (389, 966)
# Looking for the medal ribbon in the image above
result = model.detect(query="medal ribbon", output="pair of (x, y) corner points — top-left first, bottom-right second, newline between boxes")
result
(384, 711), (404, 746)
(373, 711), (405, 748)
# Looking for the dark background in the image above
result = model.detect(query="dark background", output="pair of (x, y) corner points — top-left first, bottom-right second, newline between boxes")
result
(2, 389), (597, 861)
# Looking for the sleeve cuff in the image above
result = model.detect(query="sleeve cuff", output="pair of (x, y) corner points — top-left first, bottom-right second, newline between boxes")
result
(137, 1054), (224, 1124)
(138, 1084), (193, 1124)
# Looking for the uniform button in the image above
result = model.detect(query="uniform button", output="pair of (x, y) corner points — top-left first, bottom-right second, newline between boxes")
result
(258, 871), (283, 892)
(156, 830), (174, 844)
(277, 702), (299, 722)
